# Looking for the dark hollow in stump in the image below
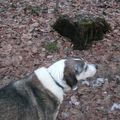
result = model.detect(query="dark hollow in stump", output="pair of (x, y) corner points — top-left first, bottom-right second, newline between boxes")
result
(52, 14), (111, 50)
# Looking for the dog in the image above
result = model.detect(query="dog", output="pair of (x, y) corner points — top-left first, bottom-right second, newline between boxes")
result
(0, 58), (97, 120)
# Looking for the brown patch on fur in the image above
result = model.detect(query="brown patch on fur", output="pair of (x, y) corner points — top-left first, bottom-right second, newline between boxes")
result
(63, 59), (78, 89)
(64, 59), (76, 76)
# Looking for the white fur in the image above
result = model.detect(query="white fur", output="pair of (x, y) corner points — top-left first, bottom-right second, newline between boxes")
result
(48, 59), (71, 91)
(34, 67), (64, 103)
(48, 59), (65, 83)
(76, 64), (97, 80)
(34, 59), (96, 102)
(48, 59), (97, 90)
(48, 59), (96, 81)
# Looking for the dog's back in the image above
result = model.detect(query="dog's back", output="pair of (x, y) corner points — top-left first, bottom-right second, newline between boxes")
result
(0, 73), (60, 120)
(0, 82), (40, 120)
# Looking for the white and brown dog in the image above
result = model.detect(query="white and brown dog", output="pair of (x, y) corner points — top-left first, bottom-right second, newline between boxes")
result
(0, 58), (97, 120)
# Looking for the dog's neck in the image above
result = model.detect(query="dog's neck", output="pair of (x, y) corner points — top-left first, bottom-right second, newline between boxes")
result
(48, 72), (64, 90)
(34, 67), (64, 103)
(47, 59), (66, 88)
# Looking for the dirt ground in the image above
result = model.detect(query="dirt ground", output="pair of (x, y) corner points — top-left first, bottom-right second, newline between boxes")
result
(0, 0), (120, 120)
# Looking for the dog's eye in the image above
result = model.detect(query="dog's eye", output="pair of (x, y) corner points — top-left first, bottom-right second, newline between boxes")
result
(84, 65), (88, 71)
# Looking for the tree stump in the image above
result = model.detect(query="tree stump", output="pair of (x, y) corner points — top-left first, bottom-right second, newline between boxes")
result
(52, 14), (111, 50)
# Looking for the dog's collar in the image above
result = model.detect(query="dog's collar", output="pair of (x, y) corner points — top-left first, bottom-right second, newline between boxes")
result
(48, 72), (64, 90)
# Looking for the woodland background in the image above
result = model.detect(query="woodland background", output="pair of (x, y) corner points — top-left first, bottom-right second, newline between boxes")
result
(0, 0), (120, 119)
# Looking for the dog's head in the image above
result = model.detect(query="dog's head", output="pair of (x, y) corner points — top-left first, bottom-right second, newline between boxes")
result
(64, 58), (97, 91)
(48, 58), (97, 92)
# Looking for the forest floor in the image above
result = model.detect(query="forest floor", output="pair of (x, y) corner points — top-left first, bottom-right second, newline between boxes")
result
(0, 0), (120, 119)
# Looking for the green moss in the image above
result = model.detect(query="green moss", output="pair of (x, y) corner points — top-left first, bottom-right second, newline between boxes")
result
(24, 5), (41, 15)
(24, 5), (48, 15)
(46, 42), (58, 53)
(10, 3), (17, 8)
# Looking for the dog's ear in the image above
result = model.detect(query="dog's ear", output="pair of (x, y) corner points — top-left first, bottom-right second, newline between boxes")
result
(64, 71), (77, 90)
(64, 58), (80, 90)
